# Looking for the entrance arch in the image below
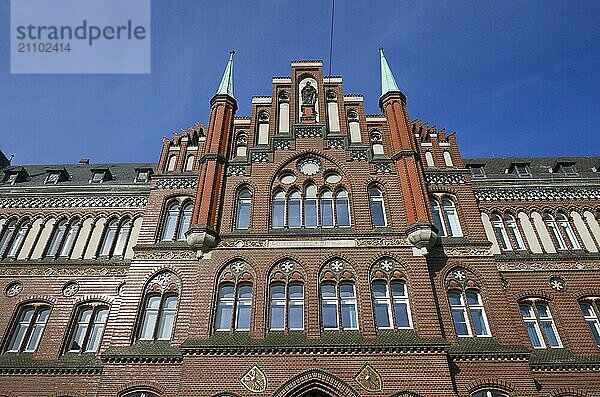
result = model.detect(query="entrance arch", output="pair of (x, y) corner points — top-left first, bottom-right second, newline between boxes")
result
(272, 369), (360, 397)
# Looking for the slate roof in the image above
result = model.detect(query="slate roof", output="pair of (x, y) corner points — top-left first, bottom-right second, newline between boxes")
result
(463, 156), (600, 181)
(0, 162), (155, 188)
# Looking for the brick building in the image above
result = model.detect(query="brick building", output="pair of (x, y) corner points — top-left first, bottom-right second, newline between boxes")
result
(1, 50), (599, 397)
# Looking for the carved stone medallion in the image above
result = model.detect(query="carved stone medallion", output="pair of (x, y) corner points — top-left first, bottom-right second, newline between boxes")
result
(354, 364), (382, 392)
(240, 365), (267, 393)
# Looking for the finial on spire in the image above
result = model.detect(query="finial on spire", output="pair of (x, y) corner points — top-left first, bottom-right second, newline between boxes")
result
(379, 47), (400, 98)
(216, 50), (235, 98)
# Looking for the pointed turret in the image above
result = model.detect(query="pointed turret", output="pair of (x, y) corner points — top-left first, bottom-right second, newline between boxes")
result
(379, 47), (400, 97)
(377, 48), (438, 253)
(216, 50), (235, 99)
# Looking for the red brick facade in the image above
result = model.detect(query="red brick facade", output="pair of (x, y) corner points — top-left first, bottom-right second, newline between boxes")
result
(0, 54), (599, 397)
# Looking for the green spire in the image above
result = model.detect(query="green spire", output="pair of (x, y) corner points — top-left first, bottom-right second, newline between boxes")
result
(379, 47), (400, 97)
(216, 50), (235, 98)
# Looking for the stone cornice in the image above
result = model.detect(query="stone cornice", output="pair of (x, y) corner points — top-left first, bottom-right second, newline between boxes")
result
(473, 185), (600, 202)
(0, 193), (148, 209)
(180, 345), (447, 356)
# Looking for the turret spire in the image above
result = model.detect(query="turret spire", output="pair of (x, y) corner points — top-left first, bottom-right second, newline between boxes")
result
(216, 50), (235, 98)
(379, 47), (400, 97)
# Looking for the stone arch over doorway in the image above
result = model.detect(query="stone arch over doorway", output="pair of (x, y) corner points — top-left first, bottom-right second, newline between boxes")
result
(272, 369), (360, 397)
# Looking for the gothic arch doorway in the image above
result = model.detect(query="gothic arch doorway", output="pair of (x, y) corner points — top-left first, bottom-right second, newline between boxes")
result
(272, 369), (360, 397)
(297, 392), (331, 397)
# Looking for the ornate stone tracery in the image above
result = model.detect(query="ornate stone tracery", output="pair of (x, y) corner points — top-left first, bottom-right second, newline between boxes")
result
(146, 271), (181, 294)
(320, 258), (355, 281)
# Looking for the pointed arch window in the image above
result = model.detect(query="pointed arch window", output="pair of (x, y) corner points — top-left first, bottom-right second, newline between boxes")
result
(288, 190), (302, 228)
(320, 190), (334, 228)
(2, 219), (31, 259)
(304, 183), (318, 228)
(443, 198), (462, 236)
(369, 187), (387, 227)
(448, 290), (490, 337)
(161, 203), (179, 240)
(504, 213), (525, 250)
(184, 155), (195, 171)
(138, 272), (180, 341)
(166, 155), (176, 172)
(520, 300), (561, 348)
(335, 189), (351, 227)
(235, 188), (252, 230)
(491, 213), (512, 251)
(320, 260), (358, 330)
(66, 302), (109, 353)
(0, 219), (18, 257)
(272, 190), (286, 228)
(425, 151), (435, 167)
(556, 213), (581, 249)
(5, 302), (51, 353)
(235, 131), (248, 157)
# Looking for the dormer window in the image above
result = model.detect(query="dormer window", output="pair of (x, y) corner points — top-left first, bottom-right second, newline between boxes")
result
(44, 169), (68, 184)
(90, 168), (112, 184)
(510, 163), (530, 177)
(5, 173), (17, 184)
(556, 162), (577, 176)
(468, 165), (485, 178)
(46, 173), (60, 184)
(135, 168), (152, 183)
(2, 168), (28, 184)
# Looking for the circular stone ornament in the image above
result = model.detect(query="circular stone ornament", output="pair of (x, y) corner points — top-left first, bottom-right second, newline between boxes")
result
(549, 276), (566, 291)
(297, 157), (322, 176)
(5, 281), (23, 297)
(62, 281), (80, 297)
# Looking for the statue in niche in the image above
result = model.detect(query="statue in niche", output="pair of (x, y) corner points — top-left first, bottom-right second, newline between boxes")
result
(301, 81), (317, 106)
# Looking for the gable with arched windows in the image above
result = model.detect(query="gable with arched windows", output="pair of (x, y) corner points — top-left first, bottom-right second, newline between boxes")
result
(160, 198), (193, 241)
(320, 258), (358, 330)
(214, 260), (254, 332)
(445, 267), (491, 337)
(370, 257), (412, 330)
(268, 259), (305, 331)
(137, 271), (180, 341)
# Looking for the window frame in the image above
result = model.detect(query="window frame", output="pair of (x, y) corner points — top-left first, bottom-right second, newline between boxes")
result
(138, 292), (179, 341)
(268, 281), (305, 331)
(519, 300), (562, 349)
(214, 282), (254, 332)
(65, 302), (110, 353)
(45, 218), (81, 259)
(235, 188), (252, 230)
(159, 198), (193, 241)
(372, 280), (413, 330)
(5, 302), (52, 353)
(579, 298), (600, 346)
(447, 289), (491, 338)
(430, 196), (463, 237)
(369, 186), (387, 228)
(321, 281), (358, 331)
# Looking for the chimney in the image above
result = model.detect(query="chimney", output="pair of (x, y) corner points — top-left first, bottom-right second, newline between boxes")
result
(79, 158), (90, 165)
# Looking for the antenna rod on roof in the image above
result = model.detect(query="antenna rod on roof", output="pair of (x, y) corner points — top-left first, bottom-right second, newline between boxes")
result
(327, 0), (335, 82)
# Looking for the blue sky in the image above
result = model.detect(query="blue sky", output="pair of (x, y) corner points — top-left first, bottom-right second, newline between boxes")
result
(1, 1), (599, 165)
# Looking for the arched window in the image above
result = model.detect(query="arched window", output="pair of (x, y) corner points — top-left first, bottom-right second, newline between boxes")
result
(6, 302), (51, 353)
(520, 300), (561, 348)
(138, 271), (180, 341)
(579, 298), (600, 346)
(269, 282), (304, 331)
(0, 219), (18, 257)
(160, 199), (193, 241)
(430, 197), (462, 237)
(544, 213), (567, 250)
(369, 187), (387, 227)
(448, 290), (490, 337)
(4, 219), (31, 258)
(442, 198), (462, 236)
(556, 213), (581, 249)
(425, 151), (435, 167)
(443, 151), (453, 167)
(66, 303), (109, 353)
(288, 190), (302, 228)
(304, 183), (318, 228)
(472, 390), (509, 397)
(215, 261), (254, 331)
(120, 390), (160, 397)
(504, 213), (525, 250)
(320, 259), (358, 330)
(166, 155), (176, 172)
(372, 280), (412, 329)
(184, 155), (195, 171)
(46, 218), (80, 258)
(335, 189), (351, 227)
(491, 214), (512, 251)
(99, 217), (132, 257)
(235, 188), (251, 230)
(272, 190), (286, 228)
(320, 189), (334, 228)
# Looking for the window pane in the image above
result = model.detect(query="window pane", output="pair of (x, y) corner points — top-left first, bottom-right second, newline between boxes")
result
(322, 301), (338, 329)
(288, 197), (301, 228)
(430, 199), (445, 236)
(341, 301), (358, 329)
(236, 198), (251, 229)
(541, 321), (560, 347)
(390, 281), (406, 297)
(86, 308), (109, 352)
(270, 301), (285, 330)
(289, 283), (304, 299)
(320, 197), (334, 227)
(8, 307), (34, 352)
(304, 199), (318, 228)
(394, 301), (411, 328)
(25, 324), (45, 352)
(451, 309), (470, 336)
(177, 204), (193, 240)
(339, 283), (355, 298)
(321, 284), (336, 298)
(587, 320), (600, 345)
(443, 199), (462, 236)
(235, 301), (251, 330)
(525, 322), (543, 348)
(99, 220), (118, 256)
(288, 301), (304, 330)
(272, 197), (285, 228)
(157, 295), (178, 340)
(371, 200), (386, 227)
(216, 302), (233, 330)
(448, 291), (462, 306)
(161, 204), (179, 240)
(375, 301), (391, 328)
(336, 193), (350, 227)
(237, 284), (253, 299)
(113, 219), (131, 257)
(219, 284), (234, 299)
(372, 282), (388, 298)
(70, 308), (92, 352)
(471, 308), (489, 336)
(520, 304), (533, 319)
(139, 296), (160, 339)
(270, 284), (285, 299)
(466, 291), (480, 305)
(59, 221), (79, 257)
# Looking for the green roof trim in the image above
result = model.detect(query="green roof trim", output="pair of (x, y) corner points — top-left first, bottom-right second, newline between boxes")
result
(216, 50), (235, 98)
(0, 352), (102, 373)
(101, 340), (182, 358)
(448, 338), (530, 355)
(529, 349), (600, 366)
(379, 47), (400, 97)
(181, 330), (448, 350)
